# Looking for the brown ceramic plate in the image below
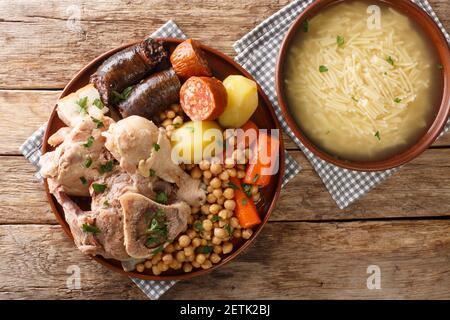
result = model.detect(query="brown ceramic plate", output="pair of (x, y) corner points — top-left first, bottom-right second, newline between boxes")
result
(42, 38), (285, 281)
(276, 0), (450, 171)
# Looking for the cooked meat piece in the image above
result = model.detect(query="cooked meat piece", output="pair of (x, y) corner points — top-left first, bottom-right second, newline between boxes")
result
(138, 127), (206, 206)
(119, 192), (190, 259)
(39, 116), (115, 196)
(48, 127), (72, 147)
(102, 116), (159, 174)
(51, 183), (130, 261)
(90, 38), (168, 105)
(117, 68), (180, 119)
(57, 84), (109, 127)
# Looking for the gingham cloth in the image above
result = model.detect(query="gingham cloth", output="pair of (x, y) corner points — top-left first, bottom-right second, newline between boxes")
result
(234, 0), (450, 209)
(20, 20), (301, 300)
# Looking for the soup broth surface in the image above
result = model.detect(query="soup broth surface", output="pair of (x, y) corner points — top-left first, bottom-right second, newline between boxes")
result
(284, 0), (443, 162)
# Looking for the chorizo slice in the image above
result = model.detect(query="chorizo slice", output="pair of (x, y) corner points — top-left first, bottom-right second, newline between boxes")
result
(170, 39), (212, 80)
(90, 38), (168, 105)
(118, 68), (181, 119)
(180, 76), (227, 121)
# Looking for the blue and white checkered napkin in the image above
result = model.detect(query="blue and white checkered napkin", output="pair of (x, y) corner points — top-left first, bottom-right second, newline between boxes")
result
(20, 20), (301, 300)
(233, 0), (450, 209)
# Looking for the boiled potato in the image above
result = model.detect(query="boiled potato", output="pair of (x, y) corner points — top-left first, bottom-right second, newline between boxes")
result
(171, 121), (223, 163)
(218, 75), (258, 128)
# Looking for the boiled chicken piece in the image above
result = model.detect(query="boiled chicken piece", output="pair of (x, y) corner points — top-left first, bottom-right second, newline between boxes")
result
(39, 116), (114, 196)
(50, 182), (130, 261)
(57, 84), (109, 127)
(119, 192), (190, 259)
(47, 127), (72, 147)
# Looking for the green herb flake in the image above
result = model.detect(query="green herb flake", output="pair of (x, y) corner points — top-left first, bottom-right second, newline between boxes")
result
(337, 35), (345, 47)
(319, 65), (328, 73)
(386, 56), (394, 66)
(252, 174), (260, 184)
(103, 200), (110, 208)
(156, 191), (168, 204)
(83, 136), (94, 148)
(374, 131), (381, 141)
(224, 224), (233, 236)
(82, 223), (101, 235)
(77, 96), (88, 115)
(83, 157), (93, 168)
(394, 98), (402, 103)
(352, 96), (359, 102)
(92, 183), (107, 193)
(152, 245), (164, 255)
(153, 143), (160, 151)
(91, 116), (104, 129)
(242, 183), (252, 197)
(302, 19), (309, 33)
(79, 176), (87, 185)
(211, 215), (222, 223)
(93, 98), (104, 109)
(196, 246), (213, 254)
(149, 169), (156, 177)
(241, 198), (248, 206)
(194, 221), (204, 232)
(111, 86), (133, 104)
(227, 181), (239, 190)
(99, 160), (114, 174)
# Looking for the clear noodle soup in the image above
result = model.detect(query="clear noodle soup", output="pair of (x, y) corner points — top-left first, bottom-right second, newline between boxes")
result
(284, 0), (443, 162)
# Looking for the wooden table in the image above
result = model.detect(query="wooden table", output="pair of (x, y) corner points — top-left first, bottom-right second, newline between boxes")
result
(1, 0), (449, 300)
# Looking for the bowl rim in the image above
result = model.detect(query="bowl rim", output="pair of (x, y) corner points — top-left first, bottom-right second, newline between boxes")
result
(42, 38), (285, 281)
(275, 0), (450, 172)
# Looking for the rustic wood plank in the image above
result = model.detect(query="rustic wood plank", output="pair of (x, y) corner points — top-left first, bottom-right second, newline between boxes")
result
(0, 0), (447, 89)
(3, 147), (450, 225)
(1, 90), (450, 155)
(1, 220), (450, 299)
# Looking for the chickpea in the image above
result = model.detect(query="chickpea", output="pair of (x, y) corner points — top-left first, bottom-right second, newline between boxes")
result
(162, 119), (172, 127)
(166, 124), (175, 132)
(179, 235), (191, 247)
(152, 265), (162, 276)
(212, 236), (222, 245)
(174, 243), (182, 251)
(164, 243), (175, 253)
(252, 193), (261, 203)
(227, 168), (237, 177)
(183, 262), (193, 273)
(217, 196), (225, 205)
(196, 254), (206, 264)
(166, 110), (176, 119)
(210, 163), (223, 175)
(176, 251), (186, 262)
(206, 185), (213, 193)
(184, 246), (195, 257)
(199, 159), (211, 171)
(158, 261), (169, 272)
(213, 245), (223, 254)
(162, 253), (173, 265)
(203, 170), (212, 179)
(151, 252), (162, 265)
(173, 115), (183, 127)
(209, 204), (221, 215)
(201, 239), (207, 246)
(237, 170), (246, 179)
(218, 209), (229, 221)
(233, 229), (242, 238)
(136, 263), (145, 273)
(159, 112), (167, 121)
(186, 229), (197, 239)
(223, 188), (235, 200)
(210, 253), (221, 264)
(201, 204), (210, 215)
(201, 260), (213, 269)
(203, 177), (211, 185)
(210, 177), (222, 189)
(230, 217), (240, 228)
(191, 206), (200, 214)
(242, 229), (253, 240)
(192, 237), (202, 248)
(219, 170), (229, 181)
(202, 232), (212, 240)
(224, 199), (236, 211)
(191, 261), (201, 268)
(191, 167), (202, 179)
(144, 260), (152, 269)
(172, 260), (183, 270)
(218, 220), (227, 228)
(222, 242), (233, 254)
(214, 227), (227, 239)
(224, 158), (235, 168)
(212, 189), (223, 199)
(202, 219), (213, 231)
(187, 254), (195, 262)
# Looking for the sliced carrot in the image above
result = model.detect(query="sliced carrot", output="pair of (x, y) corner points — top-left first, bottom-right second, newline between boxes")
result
(243, 132), (279, 186)
(238, 120), (259, 151)
(230, 177), (261, 229)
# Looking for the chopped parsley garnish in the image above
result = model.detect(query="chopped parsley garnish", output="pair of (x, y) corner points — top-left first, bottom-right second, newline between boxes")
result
(83, 157), (93, 168)
(227, 181), (239, 190)
(91, 117), (104, 129)
(194, 221), (204, 232)
(156, 191), (168, 204)
(302, 19), (309, 33)
(242, 183), (252, 197)
(352, 96), (359, 102)
(112, 86), (133, 104)
(83, 136), (94, 148)
(103, 200), (110, 208)
(211, 215), (222, 223)
(149, 169), (156, 177)
(77, 96), (88, 115)
(437, 64), (443, 70)
(196, 246), (213, 254)
(374, 131), (381, 141)
(152, 245), (164, 255)
(386, 56), (394, 66)
(252, 174), (260, 184)
(224, 224), (233, 236)
(146, 210), (168, 248)
(337, 35), (345, 47)
(82, 223), (100, 235)
(99, 160), (113, 174)
(319, 65), (328, 73)
(394, 98), (402, 103)
(153, 143), (160, 151)
(79, 176), (87, 185)
(241, 198), (248, 205)
(93, 98), (104, 109)
(92, 183), (107, 193)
